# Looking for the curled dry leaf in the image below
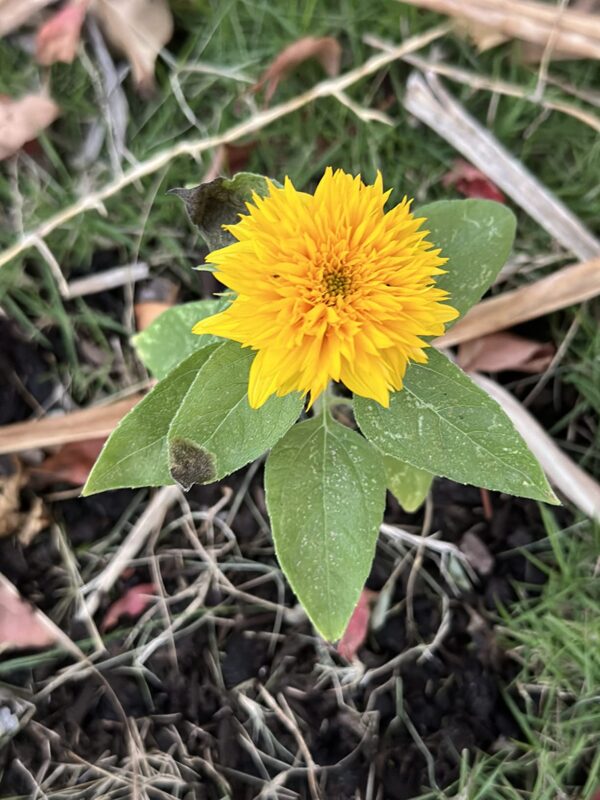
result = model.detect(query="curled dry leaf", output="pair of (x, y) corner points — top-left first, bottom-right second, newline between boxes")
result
(0, 0), (54, 37)
(253, 36), (342, 104)
(442, 159), (505, 203)
(90, 0), (174, 93)
(457, 332), (554, 374)
(0, 94), (59, 160)
(32, 438), (107, 486)
(0, 575), (57, 653)
(35, 0), (89, 66)
(101, 582), (157, 631)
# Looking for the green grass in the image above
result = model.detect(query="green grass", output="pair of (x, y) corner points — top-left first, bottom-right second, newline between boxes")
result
(0, 1), (599, 797)
(1, 0), (599, 405)
(415, 511), (600, 800)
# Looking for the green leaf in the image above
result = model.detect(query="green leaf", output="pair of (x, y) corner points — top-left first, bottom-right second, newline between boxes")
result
(168, 172), (272, 250)
(132, 299), (227, 379)
(265, 415), (387, 641)
(354, 349), (557, 504)
(416, 199), (516, 321)
(167, 341), (303, 489)
(83, 346), (218, 495)
(384, 455), (433, 513)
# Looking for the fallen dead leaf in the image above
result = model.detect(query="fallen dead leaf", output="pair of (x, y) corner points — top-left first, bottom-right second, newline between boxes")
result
(0, 574), (57, 653)
(134, 301), (173, 331)
(457, 332), (554, 374)
(0, 0), (54, 37)
(0, 467), (48, 544)
(442, 158), (505, 202)
(135, 276), (178, 330)
(35, 0), (89, 66)
(253, 36), (342, 104)
(0, 94), (59, 160)
(101, 582), (157, 631)
(337, 588), (376, 660)
(90, 0), (174, 93)
(32, 438), (107, 486)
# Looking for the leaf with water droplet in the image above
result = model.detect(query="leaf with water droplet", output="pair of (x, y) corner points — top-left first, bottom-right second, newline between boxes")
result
(265, 414), (387, 641)
(167, 341), (303, 487)
(355, 349), (557, 504)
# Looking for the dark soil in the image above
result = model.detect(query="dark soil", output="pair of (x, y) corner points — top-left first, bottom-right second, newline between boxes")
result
(0, 313), (569, 800)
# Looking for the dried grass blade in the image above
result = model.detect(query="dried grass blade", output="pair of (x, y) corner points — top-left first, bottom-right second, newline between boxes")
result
(398, 0), (600, 60)
(403, 72), (600, 261)
(437, 258), (600, 347)
(471, 372), (600, 521)
(0, 393), (145, 455)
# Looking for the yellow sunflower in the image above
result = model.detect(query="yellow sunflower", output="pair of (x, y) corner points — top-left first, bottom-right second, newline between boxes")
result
(193, 167), (459, 408)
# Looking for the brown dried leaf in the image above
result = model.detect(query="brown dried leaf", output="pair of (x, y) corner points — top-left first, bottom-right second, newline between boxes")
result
(0, 575), (57, 653)
(0, 94), (59, 160)
(457, 332), (554, 374)
(135, 301), (173, 331)
(91, 0), (173, 93)
(253, 36), (342, 104)
(35, 0), (88, 66)
(0, 0), (54, 37)
(32, 437), (107, 486)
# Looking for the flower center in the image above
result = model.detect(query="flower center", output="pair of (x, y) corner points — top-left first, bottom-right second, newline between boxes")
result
(322, 265), (352, 300)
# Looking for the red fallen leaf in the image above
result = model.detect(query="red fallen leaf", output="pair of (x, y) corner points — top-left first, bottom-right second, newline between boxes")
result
(253, 36), (342, 104)
(0, 575), (57, 652)
(337, 588), (377, 660)
(0, 94), (59, 160)
(33, 438), (107, 486)
(442, 159), (505, 202)
(101, 582), (157, 631)
(458, 332), (554, 374)
(36, 0), (89, 66)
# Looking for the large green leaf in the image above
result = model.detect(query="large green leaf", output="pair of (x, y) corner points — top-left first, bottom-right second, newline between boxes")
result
(83, 346), (218, 495)
(168, 341), (303, 489)
(169, 172), (272, 250)
(132, 299), (227, 379)
(265, 414), (387, 641)
(354, 349), (557, 503)
(384, 455), (433, 513)
(416, 199), (516, 321)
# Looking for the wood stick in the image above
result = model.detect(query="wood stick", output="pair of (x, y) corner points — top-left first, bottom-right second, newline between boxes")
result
(398, 0), (600, 59)
(0, 393), (144, 455)
(437, 258), (600, 347)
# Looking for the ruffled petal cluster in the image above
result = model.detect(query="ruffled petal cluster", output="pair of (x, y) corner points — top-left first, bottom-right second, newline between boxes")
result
(193, 168), (459, 408)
